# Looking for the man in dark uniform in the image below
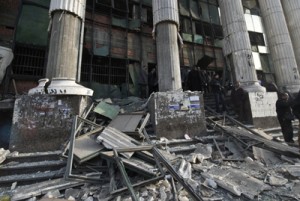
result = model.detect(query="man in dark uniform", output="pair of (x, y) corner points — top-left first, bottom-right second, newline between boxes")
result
(210, 74), (226, 113)
(276, 92), (295, 143)
(292, 90), (300, 147)
(231, 81), (247, 122)
(187, 66), (202, 91)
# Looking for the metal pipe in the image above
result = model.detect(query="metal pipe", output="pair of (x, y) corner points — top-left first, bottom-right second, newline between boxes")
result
(77, 0), (86, 82)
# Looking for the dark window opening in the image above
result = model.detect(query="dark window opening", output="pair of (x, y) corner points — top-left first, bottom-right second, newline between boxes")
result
(12, 43), (46, 78)
(181, 18), (192, 34)
(146, 8), (153, 24)
(85, 57), (127, 85)
(203, 23), (213, 37)
(248, 31), (265, 46)
(195, 22), (203, 35)
(95, 2), (111, 16)
(114, 0), (127, 10)
(213, 24), (223, 38)
(96, 0), (111, 6)
(129, 3), (140, 19)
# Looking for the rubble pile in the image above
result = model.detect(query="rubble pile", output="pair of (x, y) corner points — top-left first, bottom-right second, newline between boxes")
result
(0, 98), (299, 201)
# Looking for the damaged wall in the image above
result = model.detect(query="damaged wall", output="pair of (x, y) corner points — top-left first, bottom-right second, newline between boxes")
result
(247, 92), (279, 128)
(149, 91), (206, 139)
(10, 94), (92, 152)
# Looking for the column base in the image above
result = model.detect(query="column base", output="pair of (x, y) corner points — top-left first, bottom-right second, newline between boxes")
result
(241, 82), (266, 92)
(280, 84), (300, 94)
(29, 78), (93, 96)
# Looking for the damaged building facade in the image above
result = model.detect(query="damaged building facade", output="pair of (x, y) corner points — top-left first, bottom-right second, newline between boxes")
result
(2, 0), (300, 98)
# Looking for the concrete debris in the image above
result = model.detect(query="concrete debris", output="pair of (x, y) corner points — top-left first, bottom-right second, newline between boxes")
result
(282, 165), (300, 177)
(1, 97), (300, 201)
(267, 174), (288, 186)
(178, 159), (192, 179)
(203, 178), (217, 189)
(0, 148), (10, 164)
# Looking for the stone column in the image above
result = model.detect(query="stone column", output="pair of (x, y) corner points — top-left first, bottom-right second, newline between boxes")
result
(152, 0), (182, 92)
(219, 0), (265, 92)
(259, 0), (300, 93)
(29, 0), (93, 96)
(281, 0), (300, 73)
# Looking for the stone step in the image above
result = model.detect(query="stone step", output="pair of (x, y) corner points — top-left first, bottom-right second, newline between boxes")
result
(0, 160), (66, 176)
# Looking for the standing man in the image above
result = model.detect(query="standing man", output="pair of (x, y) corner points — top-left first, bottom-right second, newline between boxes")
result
(187, 66), (202, 91)
(292, 90), (300, 147)
(210, 74), (226, 113)
(231, 81), (247, 122)
(276, 92), (295, 143)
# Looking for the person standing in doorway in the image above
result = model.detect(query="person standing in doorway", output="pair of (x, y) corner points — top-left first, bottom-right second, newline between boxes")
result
(231, 81), (247, 122)
(276, 92), (295, 144)
(292, 90), (300, 147)
(210, 74), (226, 113)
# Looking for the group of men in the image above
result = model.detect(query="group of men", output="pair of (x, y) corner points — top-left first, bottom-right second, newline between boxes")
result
(210, 74), (300, 147)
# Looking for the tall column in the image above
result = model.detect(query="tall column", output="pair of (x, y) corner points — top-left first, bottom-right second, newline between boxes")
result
(281, 0), (300, 73)
(29, 0), (93, 96)
(152, 0), (182, 92)
(219, 0), (265, 92)
(259, 0), (300, 93)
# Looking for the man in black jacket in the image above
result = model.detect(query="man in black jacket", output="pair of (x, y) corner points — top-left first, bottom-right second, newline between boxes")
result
(210, 74), (226, 113)
(292, 90), (300, 146)
(276, 92), (294, 143)
(231, 81), (247, 122)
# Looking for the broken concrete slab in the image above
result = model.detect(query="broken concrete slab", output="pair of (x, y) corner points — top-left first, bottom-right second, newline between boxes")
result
(252, 146), (282, 166)
(202, 166), (271, 199)
(0, 148), (10, 164)
(282, 165), (300, 177)
(267, 174), (288, 186)
(10, 178), (83, 201)
(178, 159), (192, 179)
(224, 141), (244, 160)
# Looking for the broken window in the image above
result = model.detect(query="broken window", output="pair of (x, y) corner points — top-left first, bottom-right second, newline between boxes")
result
(213, 24), (223, 38)
(203, 22), (213, 37)
(209, 4), (220, 25)
(146, 7), (153, 25)
(96, 0), (111, 6)
(190, 0), (201, 19)
(199, 2), (210, 22)
(12, 44), (46, 77)
(114, 0), (127, 10)
(260, 54), (271, 73)
(208, 0), (218, 5)
(181, 18), (192, 34)
(129, 3), (140, 19)
(16, 4), (49, 46)
(95, 1), (111, 15)
(179, 0), (190, 17)
(250, 6), (261, 16)
(248, 31), (265, 46)
(195, 22), (203, 35)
